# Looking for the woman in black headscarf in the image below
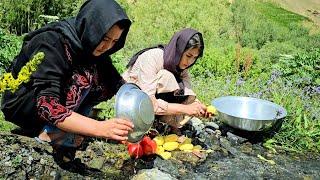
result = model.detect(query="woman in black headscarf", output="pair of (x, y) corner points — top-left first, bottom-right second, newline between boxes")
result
(1, 0), (134, 153)
(123, 28), (209, 130)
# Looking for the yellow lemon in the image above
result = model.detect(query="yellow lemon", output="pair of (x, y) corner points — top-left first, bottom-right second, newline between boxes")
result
(181, 137), (192, 145)
(156, 145), (165, 154)
(163, 142), (179, 151)
(153, 136), (165, 146)
(159, 151), (172, 160)
(207, 105), (217, 115)
(179, 144), (194, 151)
(164, 134), (178, 142)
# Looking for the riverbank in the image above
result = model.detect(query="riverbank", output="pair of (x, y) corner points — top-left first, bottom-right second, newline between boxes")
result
(1, 119), (319, 179)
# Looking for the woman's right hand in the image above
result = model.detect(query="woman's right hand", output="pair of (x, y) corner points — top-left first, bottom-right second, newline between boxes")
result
(97, 118), (134, 141)
(184, 101), (207, 117)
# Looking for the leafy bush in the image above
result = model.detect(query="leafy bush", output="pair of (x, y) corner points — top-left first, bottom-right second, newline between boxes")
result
(0, 0), (84, 35)
(274, 49), (320, 87)
(0, 29), (22, 71)
(95, 98), (115, 120)
(190, 45), (235, 78)
(290, 33), (320, 51)
(258, 41), (300, 64)
(111, 51), (127, 74)
(265, 82), (320, 153)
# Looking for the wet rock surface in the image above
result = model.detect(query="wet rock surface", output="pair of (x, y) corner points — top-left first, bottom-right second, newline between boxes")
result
(1, 118), (320, 180)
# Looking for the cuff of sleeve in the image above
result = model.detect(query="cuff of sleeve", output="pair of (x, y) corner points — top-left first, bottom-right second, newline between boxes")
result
(37, 96), (72, 125)
(154, 98), (169, 115)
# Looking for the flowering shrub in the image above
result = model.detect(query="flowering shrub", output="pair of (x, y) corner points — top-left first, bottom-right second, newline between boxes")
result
(0, 52), (45, 93)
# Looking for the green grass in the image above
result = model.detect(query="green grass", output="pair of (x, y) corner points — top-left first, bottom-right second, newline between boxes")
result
(255, 2), (309, 27)
(117, 0), (233, 61)
(0, 112), (16, 132)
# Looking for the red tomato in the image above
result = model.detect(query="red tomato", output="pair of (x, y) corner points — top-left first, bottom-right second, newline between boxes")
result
(140, 136), (157, 155)
(127, 142), (144, 159)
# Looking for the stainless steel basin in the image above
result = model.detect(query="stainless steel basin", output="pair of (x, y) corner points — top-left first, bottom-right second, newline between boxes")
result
(115, 83), (155, 142)
(212, 96), (287, 131)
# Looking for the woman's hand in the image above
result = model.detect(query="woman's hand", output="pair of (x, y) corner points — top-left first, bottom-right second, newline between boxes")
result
(97, 118), (134, 141)
(184, 101), (207, 117)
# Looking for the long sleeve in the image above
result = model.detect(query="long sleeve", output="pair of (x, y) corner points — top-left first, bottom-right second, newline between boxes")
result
(24, 31), (73, 124)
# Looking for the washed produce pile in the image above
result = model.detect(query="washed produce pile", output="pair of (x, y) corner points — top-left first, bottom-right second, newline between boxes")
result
(125, 133), (211, 160)
(153, 134), (205, 160)
(125, 105), (217, 160)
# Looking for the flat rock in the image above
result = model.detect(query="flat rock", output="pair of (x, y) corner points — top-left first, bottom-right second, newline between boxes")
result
(131, 168), (177, 180)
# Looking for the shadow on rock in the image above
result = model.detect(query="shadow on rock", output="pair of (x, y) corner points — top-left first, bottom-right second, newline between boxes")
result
(218, 118), (284, 144)
(55, 158), (103, 177)
(121, 155), (157, 175)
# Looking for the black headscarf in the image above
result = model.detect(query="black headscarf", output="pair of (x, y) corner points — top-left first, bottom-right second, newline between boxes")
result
(24, 0), (131, 57)
(127, 28), (203, 77)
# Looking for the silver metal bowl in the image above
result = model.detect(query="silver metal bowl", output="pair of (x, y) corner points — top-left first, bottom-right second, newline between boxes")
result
(212, 96), (287, 131)
(115, 83), (155, 142)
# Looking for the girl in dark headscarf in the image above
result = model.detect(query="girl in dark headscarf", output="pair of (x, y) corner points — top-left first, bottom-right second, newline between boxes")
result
(1, 0), (133, 160)
(123, 28), (209, 131)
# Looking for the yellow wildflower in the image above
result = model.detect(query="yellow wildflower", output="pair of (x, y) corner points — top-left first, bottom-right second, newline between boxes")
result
(0, 52), (45, 93)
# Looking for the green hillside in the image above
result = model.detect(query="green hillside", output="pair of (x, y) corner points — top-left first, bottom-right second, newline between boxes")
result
(272, 0), (320, 25)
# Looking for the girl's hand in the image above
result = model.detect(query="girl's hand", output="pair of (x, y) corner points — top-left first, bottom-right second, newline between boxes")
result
(184, 101), (207, 117)
(204, 105), (216, 118)
(98, 118), (134, 141)
(203, 111), (213, 118)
